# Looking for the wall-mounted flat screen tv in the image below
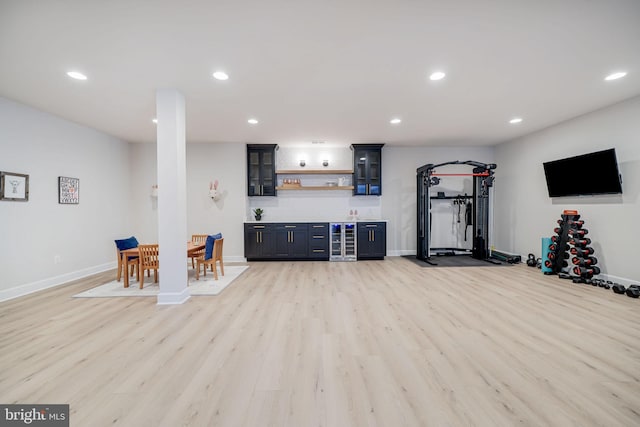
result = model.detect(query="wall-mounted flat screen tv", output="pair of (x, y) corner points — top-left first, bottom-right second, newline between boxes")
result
(543, 148), (623, 197)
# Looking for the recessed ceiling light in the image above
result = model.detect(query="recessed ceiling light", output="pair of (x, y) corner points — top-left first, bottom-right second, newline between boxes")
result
(429, 71), (446, 81)
(604, 71), (627, 81)
(509, 117), (523, 124)
(390, 118), (402, 124)
(247, 118), (258, 125)
(67, 71), (87, 80)
(212, 71), (229, 80)
(152, 118), (157, 124)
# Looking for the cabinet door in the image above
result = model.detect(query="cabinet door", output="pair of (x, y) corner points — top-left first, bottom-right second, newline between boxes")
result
(366, 150), (381, 195)
(260, 149), (276, 196)
(357, 222), (386, 259)
(244, 224), (275, 259)
(275, 224), (308, 258)
(290, 228), (308, 257)
(247, 145), (277, 196)
(274, 226), (290, 257)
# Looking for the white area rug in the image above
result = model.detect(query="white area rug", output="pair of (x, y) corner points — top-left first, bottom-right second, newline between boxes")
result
(73, 265), (249, 298)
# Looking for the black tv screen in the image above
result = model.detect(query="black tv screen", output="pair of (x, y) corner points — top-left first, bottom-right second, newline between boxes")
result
(543, 148), (622, 197)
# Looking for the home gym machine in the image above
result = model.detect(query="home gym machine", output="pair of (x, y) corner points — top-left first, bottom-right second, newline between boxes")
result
(416, 160), (496, 264)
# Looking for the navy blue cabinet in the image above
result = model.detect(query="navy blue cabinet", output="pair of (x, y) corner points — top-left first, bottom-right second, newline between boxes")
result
(357, 222), (386, 259)
(244, 223), (329, 261)
(352, 144), (384, 196)
(244, 223), (276, 259)
(247, 144), (277, 196)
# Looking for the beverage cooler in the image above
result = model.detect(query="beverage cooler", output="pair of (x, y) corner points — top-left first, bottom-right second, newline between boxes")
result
(330, 223), (357, 261)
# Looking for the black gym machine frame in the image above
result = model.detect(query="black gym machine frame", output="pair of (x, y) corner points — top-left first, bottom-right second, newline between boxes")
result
(416, 160), (497, 263)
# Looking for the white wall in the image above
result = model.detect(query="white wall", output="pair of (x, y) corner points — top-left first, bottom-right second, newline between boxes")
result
(0, 97), (131, 299)
(129, 142), (247, 262)
(248, 145), (381, 222)
(494, 96), (640, 282)
(382, 146), (495, 255)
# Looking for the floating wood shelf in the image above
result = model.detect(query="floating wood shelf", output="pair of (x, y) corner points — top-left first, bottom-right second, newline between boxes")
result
(276, 169), (353, 175)
(275, 186), (354, 191)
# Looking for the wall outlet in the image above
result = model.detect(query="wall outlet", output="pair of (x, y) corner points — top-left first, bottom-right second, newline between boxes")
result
(54, 255), (61, 264)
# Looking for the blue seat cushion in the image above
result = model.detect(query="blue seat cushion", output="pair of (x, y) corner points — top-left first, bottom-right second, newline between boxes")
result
(115, 237), (139, 260)
(204, 233), (222, 260)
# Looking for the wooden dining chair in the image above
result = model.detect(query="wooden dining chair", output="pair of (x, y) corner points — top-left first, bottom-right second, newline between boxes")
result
(138, 244), (159, 289)
(114, 236), (139, 282)
(196, 238), (224, 280)
(190, 234), (208, 269)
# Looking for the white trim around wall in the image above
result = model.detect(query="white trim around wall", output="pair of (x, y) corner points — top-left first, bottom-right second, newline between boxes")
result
(0, 262), (116, 303)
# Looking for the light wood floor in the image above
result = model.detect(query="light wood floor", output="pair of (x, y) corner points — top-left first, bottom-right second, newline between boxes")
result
(1, 258), (639, 426)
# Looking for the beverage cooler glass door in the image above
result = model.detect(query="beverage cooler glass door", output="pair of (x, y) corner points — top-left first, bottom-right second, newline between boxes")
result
(344, 223), (357, 259)
(330, 223), (343, 260)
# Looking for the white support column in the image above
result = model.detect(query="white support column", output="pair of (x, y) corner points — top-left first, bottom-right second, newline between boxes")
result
(156, 89), (189, 305)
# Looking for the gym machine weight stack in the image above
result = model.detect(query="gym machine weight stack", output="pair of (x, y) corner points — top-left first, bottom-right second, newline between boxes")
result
(546, 210), (600, 283)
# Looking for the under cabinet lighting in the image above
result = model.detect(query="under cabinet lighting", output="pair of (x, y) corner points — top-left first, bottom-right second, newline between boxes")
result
(604, 71), (627, 81)
(429, 71), (446, 81)
(509, 117), (523, 124)
(390, 118), (402, 124)
(152, 118), (157, 124)
(67, 71), (87, 80)
(247, 118), (258, 125)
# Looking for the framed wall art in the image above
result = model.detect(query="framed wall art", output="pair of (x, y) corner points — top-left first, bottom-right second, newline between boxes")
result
(0, 171), (29, 201)
(58, 176), (80, 204)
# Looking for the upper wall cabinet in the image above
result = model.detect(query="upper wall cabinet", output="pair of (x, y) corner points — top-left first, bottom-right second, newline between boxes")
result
(352, 144), (384, 196)
(247, 144), (277, 196)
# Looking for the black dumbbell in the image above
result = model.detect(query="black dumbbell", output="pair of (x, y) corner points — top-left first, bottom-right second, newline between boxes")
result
(551, 235), (559, 243)
(568, 220), (585, 228)
(553, 227), (563, 234)
(558, 273), (572, 279)
(568, 228), (588, 237)
(625, 285), (639, 298)
(570, 247), (595, 256)
(571, 256), (598, 267)
(573, 266), (601, 277)
(612, 284), (626, 294)
(526, 253), (537, 267)
(568, 238), (591, 247)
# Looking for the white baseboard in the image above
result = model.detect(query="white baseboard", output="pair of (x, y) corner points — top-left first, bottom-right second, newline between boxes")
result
(1, 256), (248, 303)
(599, 273), (638, 287)
(387, 250), (415, 257)
(157, 289), (191, 305)
(0, 262), (116, 303)
(224, 255), (247, 263)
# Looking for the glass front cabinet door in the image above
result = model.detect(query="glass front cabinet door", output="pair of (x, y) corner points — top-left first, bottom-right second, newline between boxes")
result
(352, 144), (384, 196)
(247, 144), (277, 196)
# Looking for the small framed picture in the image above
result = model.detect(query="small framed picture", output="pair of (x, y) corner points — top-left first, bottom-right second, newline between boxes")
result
(58, 176), (80, 204)
(0, 171), (29, 201)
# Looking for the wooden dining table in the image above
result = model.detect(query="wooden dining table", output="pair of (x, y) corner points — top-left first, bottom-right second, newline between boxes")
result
(119, 241), (206, 288)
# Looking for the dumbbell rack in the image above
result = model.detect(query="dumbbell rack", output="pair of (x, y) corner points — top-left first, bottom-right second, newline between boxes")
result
(546, 210), (600, 282)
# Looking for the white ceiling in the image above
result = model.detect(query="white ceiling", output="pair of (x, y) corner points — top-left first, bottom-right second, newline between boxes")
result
(1, 0), (639, 146)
